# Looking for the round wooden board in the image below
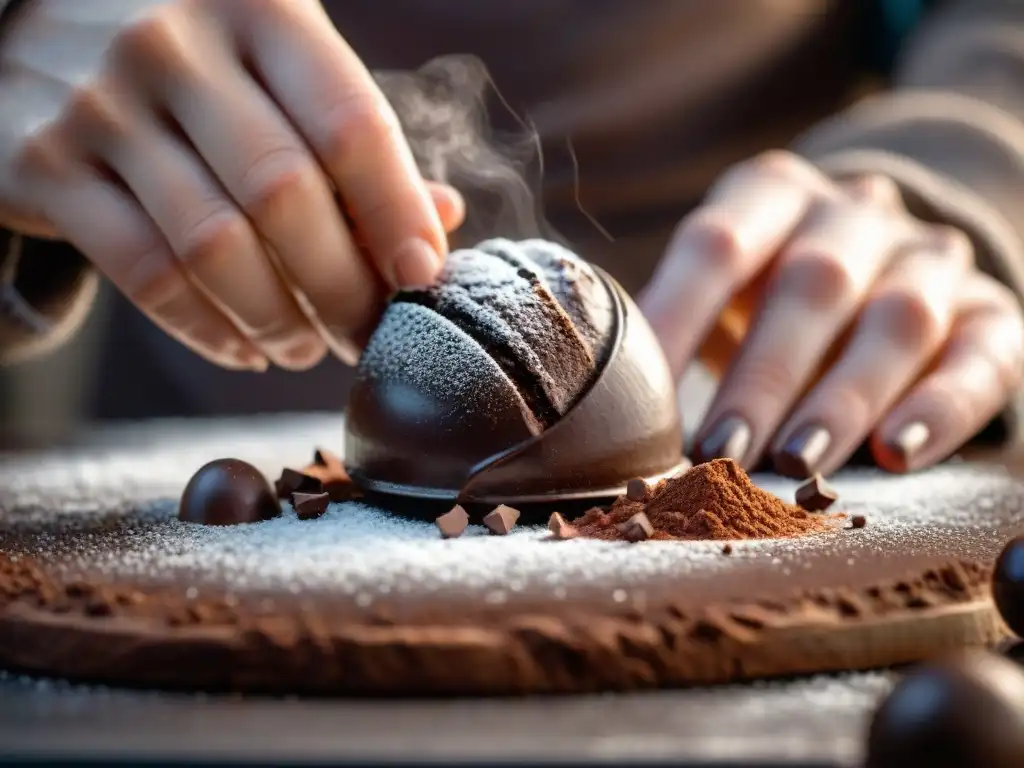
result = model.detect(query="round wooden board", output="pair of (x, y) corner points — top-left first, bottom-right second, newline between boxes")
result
(0, 416), (1020, 695)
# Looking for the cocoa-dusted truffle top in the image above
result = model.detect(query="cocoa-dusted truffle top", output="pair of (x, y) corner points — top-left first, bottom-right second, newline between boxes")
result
(389, 238), (614, 428)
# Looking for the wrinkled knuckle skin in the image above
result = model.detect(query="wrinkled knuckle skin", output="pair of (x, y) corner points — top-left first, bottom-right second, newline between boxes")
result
(868, 289), (945, 351)
(777, 249), (856, 311)
(678, 209), (746, 278)
(237, 147), (316, 221)
(177, 208), (251, 277)
(727, 355), (797, 414)
(320, 92), (400, 171)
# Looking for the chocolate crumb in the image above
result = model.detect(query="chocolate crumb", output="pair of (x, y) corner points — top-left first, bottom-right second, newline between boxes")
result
(625, 477), (648, 502)
(722, 544), (733, 555)
(619, 512), (654, 542)
(547, 511), (578, 540)
(484, 504), (521, 536)
(851, 514), (867, 529)
(435, 505), (469, 539)
(292, 491), (330, 520)
(795, 474), (838, 512)
(274, 468), (322, 499)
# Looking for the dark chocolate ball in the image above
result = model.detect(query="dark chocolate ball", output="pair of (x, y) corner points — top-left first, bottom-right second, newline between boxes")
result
(866, 651), (1024, 768)
(994, 536), (1024, 637)
(179, 459), (281, 526)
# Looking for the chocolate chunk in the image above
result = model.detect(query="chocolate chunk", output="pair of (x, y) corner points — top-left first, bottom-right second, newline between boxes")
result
(313, 447), (342, 468)
(851, 515), (867, 529)
(483, 504), (520, 536)
(625, 477), (648, 502)
(292, 491), (330, 520)
(794, 473), (838, 512)
(180, 459), (282, 526)
(722, 544), (733, 556)
(435, 505), (469, 539)
(866, 651), (1024, 768)
(994, 537), (1024, 638)
(274, 467), (322, 499)
(547, 511), (577, 540)
(619, 512), (654, 542)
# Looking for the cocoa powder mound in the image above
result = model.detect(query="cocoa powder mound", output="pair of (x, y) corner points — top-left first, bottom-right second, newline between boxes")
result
(576, 459), (828, 541)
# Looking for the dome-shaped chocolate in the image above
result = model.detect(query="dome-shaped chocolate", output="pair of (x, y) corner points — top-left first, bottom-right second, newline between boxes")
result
(344, 239), (684, 504)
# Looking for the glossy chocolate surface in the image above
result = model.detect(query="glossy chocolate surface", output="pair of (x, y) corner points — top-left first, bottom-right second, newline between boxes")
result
(178, 459), (281, 526)
(994, 536), (1024, 637)
(345, 242), (684, 504)
(866, 651), (1024, 768)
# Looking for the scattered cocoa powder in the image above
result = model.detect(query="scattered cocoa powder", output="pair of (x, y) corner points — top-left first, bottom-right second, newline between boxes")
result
(576, 459), (830, 542)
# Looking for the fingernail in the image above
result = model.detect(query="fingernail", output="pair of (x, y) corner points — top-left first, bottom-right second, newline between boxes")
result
(244, 354), (269, 373)
(697, 415), (752, 463)
(774, 425), (831, 479)
(391, 238), (440, 289)
(888, 421), (930, 469)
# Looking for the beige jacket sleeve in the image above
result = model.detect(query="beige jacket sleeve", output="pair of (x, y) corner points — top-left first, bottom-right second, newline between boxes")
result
(793, 0), (1024, 306)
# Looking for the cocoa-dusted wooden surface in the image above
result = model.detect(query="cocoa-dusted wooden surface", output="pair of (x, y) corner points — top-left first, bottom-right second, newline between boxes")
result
(0, 414), (1020, 768)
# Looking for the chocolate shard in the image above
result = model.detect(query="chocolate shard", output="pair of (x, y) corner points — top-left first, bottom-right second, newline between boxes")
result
(313, 447), (343, 469)
(292, 491), (330, 520)
(851, 514), (867, 529)
(436, 505), (470, 539)
(619, 512), (654, 542)
(722, 544), (733, 556)
(547, 511), (578, 540)
(275, 468), (323, 499)
(484, 504), (521, 536)
(625, 477), (649, 503)
(794, 473), (838, 512)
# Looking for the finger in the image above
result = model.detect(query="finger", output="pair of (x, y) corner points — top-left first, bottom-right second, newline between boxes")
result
(769, 228), (972, 477)
(84, 106), (327, 371)
(872, 275), (1024, 472)
(638, 151), (822, 378)
(120, 11), (374, 363)
(840, 173), (904, 210)
(232, 0), (447, 288)
(427, 182), (466, 234)
(694, 196), (904, 469)
(39, 168), (266, 371)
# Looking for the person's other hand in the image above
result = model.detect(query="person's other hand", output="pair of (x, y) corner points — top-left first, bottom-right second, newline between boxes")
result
(0, 0), (464, 371)
(639, 150), (1024, 476)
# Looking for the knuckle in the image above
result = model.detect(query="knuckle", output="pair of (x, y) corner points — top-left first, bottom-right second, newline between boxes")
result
(777, 249), (856, 310)
(747, 149), (807, 180)
(177, 206), (251, 275)
(926, 224), (974, 267)
(319, 91), (401, 169)
(64, 85), (128, 140)
(11, 129), (64, 181)
(676, 209), (746, 277)
(112, 8), (196, 79)
(867, 288), (945, 349)
(121, 245), (186, 311)
(728, 355), (797, 407)
(237, 145), (317, 218)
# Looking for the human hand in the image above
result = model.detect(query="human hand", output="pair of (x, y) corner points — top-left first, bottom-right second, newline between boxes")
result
(639, 150), (1024, 476)
(0, 0), (464, 372)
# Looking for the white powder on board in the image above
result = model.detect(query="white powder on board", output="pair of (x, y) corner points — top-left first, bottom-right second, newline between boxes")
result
(5, 436), (1021, 604)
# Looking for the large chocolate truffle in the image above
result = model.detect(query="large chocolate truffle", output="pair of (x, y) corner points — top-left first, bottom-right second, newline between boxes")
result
(866, 651), (1024, 768)
(994, 536), (1024, 637)
(179, 459), (281, 526)
(345, 239), (685, 504)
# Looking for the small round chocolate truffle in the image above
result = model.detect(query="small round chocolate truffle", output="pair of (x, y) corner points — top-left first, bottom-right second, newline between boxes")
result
(866, 651), (1024, 768)
(994, 536), (1024, 637)
(179, 459), (281, 526)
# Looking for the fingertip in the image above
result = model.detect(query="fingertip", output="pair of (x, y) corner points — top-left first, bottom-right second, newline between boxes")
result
(390, 237), (443, 290)
(427, 183), (466, 233)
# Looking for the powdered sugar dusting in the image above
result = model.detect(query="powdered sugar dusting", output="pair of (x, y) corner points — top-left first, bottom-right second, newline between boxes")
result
(2, 417), (1021, 608)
